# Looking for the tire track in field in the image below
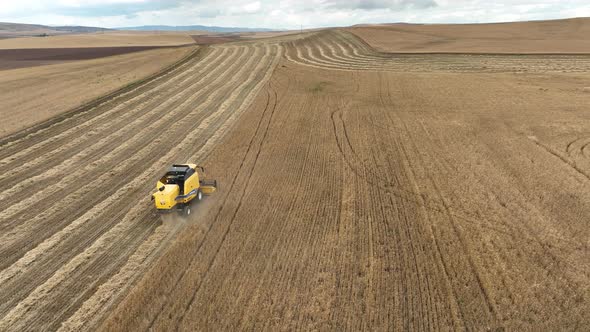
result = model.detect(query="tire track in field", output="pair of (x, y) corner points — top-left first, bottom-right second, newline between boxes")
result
(531, 136), (590, 182)
(566, 136), (590, 162)
(173, 47), (285, 330)
(234, 72), (322, 330)
(369, 82), (432, 330)
(328, 77), (504, 328)
(174, 77), (280, 330)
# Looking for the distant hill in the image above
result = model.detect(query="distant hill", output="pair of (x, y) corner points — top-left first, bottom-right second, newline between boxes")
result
(0, 22), (110, 38)
(118, 25), (275, 33)
(51, 26), (111, 33)
(348, 17), (590, 54)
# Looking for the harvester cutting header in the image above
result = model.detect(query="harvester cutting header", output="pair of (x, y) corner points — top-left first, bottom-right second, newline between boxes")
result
(152, 164), (217, 216)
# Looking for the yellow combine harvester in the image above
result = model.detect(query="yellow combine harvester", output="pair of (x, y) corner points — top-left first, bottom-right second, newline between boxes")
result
(152, 164), (217, 215)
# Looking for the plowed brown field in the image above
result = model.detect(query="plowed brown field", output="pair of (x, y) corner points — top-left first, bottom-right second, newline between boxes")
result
(1, 24), (589, 331)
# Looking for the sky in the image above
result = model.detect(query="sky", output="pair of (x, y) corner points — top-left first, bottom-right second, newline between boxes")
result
(0, 0), (589, 29)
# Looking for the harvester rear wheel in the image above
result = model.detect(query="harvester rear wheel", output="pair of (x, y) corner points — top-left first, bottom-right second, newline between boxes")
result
(183, 205), (191, 216)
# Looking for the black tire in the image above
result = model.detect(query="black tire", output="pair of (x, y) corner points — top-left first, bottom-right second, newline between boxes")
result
(196, 190), (203, 201)
(183, 205), (191, 216)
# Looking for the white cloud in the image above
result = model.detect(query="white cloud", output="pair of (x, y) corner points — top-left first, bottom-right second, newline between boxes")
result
(243, 2), (262, 13)
(0, 0), (588, 29)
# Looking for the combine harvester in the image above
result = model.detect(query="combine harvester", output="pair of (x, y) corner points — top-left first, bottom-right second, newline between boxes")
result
(152, 164), (217, 216)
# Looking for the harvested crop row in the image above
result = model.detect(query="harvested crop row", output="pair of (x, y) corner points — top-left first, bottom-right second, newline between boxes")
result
(0, 41), (282, 331)
(284, 30), (590, 73)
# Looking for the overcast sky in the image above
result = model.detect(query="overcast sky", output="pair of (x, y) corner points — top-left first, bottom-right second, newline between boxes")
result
(0, 0), (588, 29)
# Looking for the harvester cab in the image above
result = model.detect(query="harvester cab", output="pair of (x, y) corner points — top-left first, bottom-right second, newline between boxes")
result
(152, 164), (217, 216)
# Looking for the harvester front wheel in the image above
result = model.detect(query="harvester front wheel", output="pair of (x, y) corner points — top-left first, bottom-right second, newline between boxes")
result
(196, 190), (203, 201)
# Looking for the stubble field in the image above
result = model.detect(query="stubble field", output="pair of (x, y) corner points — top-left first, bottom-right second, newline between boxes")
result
(0, 20), (589, 331)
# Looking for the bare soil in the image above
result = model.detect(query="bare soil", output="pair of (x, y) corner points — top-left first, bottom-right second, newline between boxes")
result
(0, 45), (190, 70)
(0, 31), (196, 49)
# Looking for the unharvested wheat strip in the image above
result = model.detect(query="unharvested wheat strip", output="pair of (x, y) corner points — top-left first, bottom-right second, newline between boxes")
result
(0, 45), (279, 330)
(0, 47), (251, 238)
(0, 48), (232, 199)
(0, 48), (221, 170)
(0, 48), (204, 159)
(59, 47), (283, 331)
